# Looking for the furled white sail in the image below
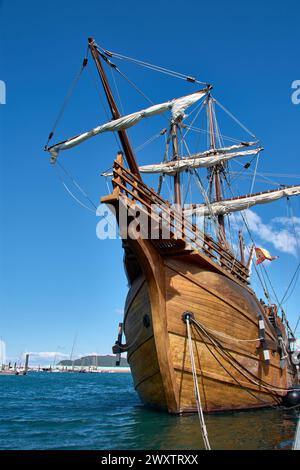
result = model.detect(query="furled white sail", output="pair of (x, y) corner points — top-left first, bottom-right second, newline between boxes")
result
(184, 185), (300, 217)
(47, 89), (207, 162)
(184, 141), (258, 157)
(102, 142), (261, 176)
(135, 147), (263, 175)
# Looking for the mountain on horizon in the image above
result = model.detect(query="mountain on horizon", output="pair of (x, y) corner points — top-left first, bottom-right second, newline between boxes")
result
(58, 354), (129, 367)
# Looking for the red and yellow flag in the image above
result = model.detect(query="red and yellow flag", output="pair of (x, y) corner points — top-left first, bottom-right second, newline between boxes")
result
(255, 247), (279, 265)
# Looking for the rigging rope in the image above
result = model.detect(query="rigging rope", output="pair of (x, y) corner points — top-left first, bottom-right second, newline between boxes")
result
(196, 321), (260, 343)
(56, 161), (97, 210)
(181, 101), (206, 141)
(96, 45), (209, 86)
(279, 198), (300, 305)
(45, 51), (89, 149)
(221, 146), (300, 324)
(182, 124), (245, 144)
(191, 317), (293, 395)
(249, 153), (260, 195)
(59, 179), (96, 214)
(86, 63), (122, 152)
(97, 49), (176, 134)
(134, 129), (166, 153)
(294, 314), (300, 334)
(191, 318), (277, 406)
(54, 162), (120, 236)
(113, 65), (155, 106)
(214, 98), (257, 140)
(231, 160), (283, 187)
(221, 171), (271, 299)
(260, 261), (297, 340)
(279, 264), (300, 307)
(184, 313), (211, 450)
(178, 124), (229, 247)
(55, 162), (120, 234)
(183, 169), (193, 204)
(110, 65), (125, 115)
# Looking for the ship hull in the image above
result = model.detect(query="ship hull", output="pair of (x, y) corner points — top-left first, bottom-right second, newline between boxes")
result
(123, 239), (297, 414)
(102, 160), (298, 414)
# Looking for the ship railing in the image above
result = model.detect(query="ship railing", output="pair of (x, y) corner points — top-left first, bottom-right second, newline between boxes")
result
(110, 158), (249, 284)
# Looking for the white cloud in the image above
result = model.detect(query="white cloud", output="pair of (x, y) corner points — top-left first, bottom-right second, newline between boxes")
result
(272, 216), (300, 227)
(21, 351), (69, 366)
(115, 308), (124, 316)
(232, 209), (300, 256)
(24, 351), (68, 359)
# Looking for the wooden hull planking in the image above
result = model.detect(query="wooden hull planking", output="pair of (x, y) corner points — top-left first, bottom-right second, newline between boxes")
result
(123, 240), (297, 414)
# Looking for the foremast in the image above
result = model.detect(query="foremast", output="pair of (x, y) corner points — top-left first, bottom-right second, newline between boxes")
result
(87, 38), (141, 179)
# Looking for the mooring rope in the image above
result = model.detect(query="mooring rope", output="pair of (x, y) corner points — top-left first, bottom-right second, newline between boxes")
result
(184, 313), (211, 450)
(191, 316), (297, 395)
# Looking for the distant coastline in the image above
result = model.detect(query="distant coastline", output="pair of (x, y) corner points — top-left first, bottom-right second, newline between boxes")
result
(32, 366), (131, 374)
(58, 354), (128, 367)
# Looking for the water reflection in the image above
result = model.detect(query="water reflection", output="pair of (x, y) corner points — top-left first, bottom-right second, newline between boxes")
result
(119, 406), (299, 450)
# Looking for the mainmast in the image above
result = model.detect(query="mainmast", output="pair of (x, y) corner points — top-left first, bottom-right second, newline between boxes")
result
(88, 38), (141, 179)
(171, 122), (182, 205)
(207, 94), (226, 243)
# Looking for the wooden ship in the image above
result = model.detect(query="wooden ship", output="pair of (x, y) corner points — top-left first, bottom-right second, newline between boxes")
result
(46, 38), (300, 413)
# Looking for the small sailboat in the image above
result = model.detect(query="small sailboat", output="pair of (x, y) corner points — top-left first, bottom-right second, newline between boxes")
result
(45, 38), (300, 413)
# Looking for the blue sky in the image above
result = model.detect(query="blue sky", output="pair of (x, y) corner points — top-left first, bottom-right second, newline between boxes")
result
(0, 0), (300, 364)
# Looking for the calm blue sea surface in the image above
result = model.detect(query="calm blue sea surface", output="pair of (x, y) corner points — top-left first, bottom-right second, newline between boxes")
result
(0, 372), (298, 450)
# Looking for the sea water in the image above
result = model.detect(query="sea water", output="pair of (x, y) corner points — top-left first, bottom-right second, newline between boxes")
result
(0, 372), (298, 450)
